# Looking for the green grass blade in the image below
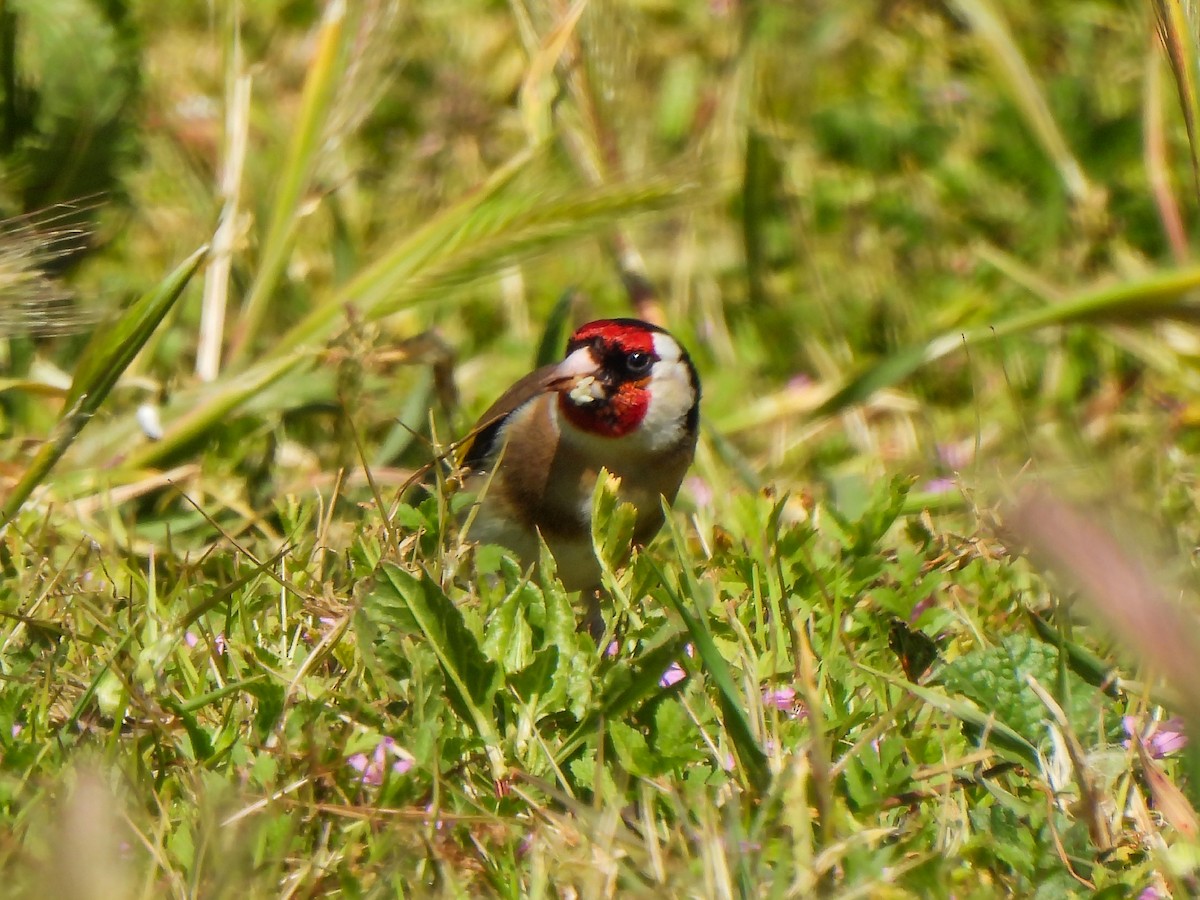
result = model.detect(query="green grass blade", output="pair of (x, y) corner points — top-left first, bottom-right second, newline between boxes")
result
(950, 0), (1090, 200)
(656, 508), (771, 795)
(534, 287), (577, 368)
(1151, 0), (1200, 197)
(553, 634), (690, 766)
(230, 0), (347, 362)
(114, 353), (306, 471)
(812, 263), (1200, 419)
(268, 147), (538, 357)
(271, 156), (699, 357)
(1025, 610), (1123, 700)
(0, 245), (207, 526)
(859, 664), (1040, 768)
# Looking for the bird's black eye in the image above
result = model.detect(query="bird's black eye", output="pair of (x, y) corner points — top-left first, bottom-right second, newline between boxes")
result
(624, 351), (654, 375)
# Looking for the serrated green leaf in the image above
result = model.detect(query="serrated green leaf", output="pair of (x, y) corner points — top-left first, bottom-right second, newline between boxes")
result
(370, 563), (504, 777)
(555, 635), (689, 766)
(938, 634), (1107, 745)
(861, 663), (1041, 767)
(482, 581), (535, 675)
(652, 700), (704, 765)
(608, 720), (654, 777)
(591, 469), (639, 591)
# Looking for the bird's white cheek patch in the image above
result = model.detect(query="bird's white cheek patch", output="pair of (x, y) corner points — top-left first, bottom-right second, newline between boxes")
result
(640, 370), (694, 450)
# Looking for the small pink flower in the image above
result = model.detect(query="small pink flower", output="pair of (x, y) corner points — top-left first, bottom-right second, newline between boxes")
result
(762, 686), (795, 709)
(213, 633), (227, 656)
(348, 737), (415, 786)
(684, 476), (714, 509)
(184, 631), (199, 649)
(921, 477), (955, 495)
(762, 685), (808, 720)
(660, 662), (687, 688)
(908, 594), (936, 623)
(10, 723), (22, 739)
(604, 641), (619, 658)
(1124, 717), (1187, 759)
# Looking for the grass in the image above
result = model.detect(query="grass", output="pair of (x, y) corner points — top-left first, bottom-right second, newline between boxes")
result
(3, 0), (1200, 896)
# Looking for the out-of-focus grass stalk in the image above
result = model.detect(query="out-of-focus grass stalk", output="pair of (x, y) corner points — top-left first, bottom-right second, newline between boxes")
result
(115, 354), (304, 471)
(1008, 489), (1200, 807)
(197, 15), (252, 382)
(229, 0), (347, 363)
(812, 263), (1200, 420)
(512, 0), (665, 322)
(267, 146), (534, 358)
(0, 245), (207, 528)
(1145, 48), (1190, 262)
(1150, 0), (1200, 201)
(951, 0), (1092, 203)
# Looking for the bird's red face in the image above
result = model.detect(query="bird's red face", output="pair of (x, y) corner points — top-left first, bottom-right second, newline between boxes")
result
(551, 318), (699, 447)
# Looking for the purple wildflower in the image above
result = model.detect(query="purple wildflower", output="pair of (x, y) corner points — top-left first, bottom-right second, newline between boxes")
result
(1124, 717), (1188, 759)
(920, 477), (956, 495)
(908, 594), (936, 623)
(762, 685), (809, 720)
(660, 661), (687, 688)
(347, 736), (415, 786)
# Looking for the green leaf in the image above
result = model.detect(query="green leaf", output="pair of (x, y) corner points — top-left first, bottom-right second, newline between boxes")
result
(938, 634), (1107, 746)
(231, 1), (349, 359)
(369, 563), (504, 777)
(481, 581), (536, 675)
(534, 287), (577, 369)
(590, 469), (639, 588)
(555, 635), (688, 766)
(608, 720), (655, 777)
(811, 264), (1200, 421)
(861, 663), (1041, 767)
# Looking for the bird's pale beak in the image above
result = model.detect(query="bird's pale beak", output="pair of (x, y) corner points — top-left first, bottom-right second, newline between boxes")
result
(546, 347), (606, 405)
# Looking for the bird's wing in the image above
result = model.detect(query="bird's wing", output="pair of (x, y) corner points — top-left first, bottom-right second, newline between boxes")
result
(457, 363), (561, 471)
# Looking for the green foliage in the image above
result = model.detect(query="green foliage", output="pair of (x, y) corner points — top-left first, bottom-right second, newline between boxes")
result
(940, 634), (1107, 747)
(0, 0), (1197, 896)
(0, 0), (139, 210)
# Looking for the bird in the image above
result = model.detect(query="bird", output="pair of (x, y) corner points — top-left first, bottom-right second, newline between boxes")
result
(456, 318), (700, 609)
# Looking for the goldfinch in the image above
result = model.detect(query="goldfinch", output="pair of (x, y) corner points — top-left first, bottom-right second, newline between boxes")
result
(458, 318), (700, 593)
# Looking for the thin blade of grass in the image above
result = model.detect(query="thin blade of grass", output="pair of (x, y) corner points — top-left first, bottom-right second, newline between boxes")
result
(0, 245), (207, 527)
(656, 507), (771, 795)
(1150, 0), (1200, 200)
(272, 158), (699, 357)
(229, 0), (347, 362)
(113, 353), (306, 471)
(812, 263), (1200, 419)
(534, 287), (577, 368)
(950, 0), (1090, 201)
(859, 663), (1040, 767)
